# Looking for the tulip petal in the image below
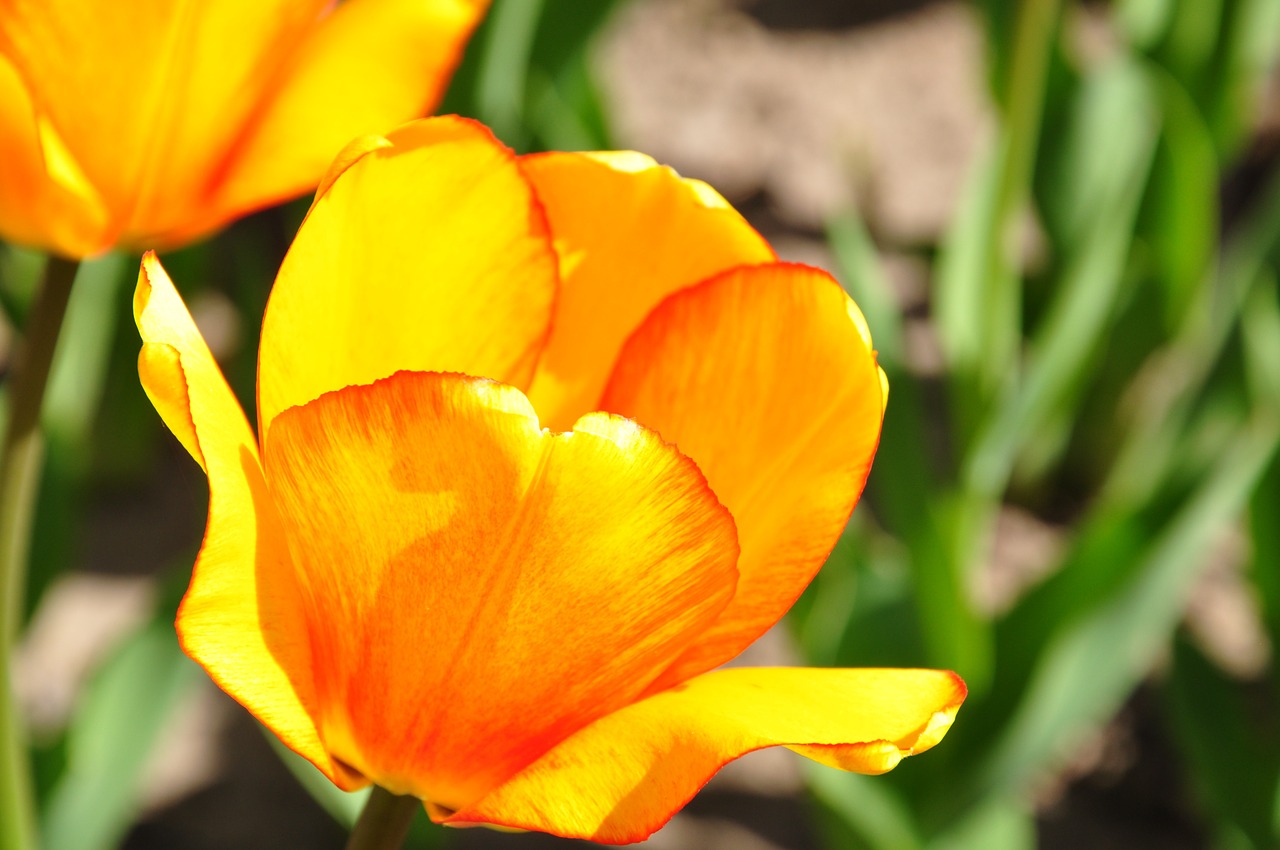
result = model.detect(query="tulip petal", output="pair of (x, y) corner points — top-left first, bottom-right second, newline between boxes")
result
(521, 151), (776, 431)
(0, 55), (108, 256)
(133, 254), (356, 789)
(262, 371), (739, 809)
(445, 667), (966, 844)
(0, 0), (332, 243)
(600, 263), (886, 688)
(257, 116), (557, 439)
(202, 0), (488, 238)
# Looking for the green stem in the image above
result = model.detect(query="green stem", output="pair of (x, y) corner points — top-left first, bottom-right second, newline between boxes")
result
(345, 787), (421, 850)
(0, 254), (81, 850)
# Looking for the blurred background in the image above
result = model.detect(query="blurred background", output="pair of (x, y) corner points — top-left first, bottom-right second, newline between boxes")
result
(7, 0), (1280, 847)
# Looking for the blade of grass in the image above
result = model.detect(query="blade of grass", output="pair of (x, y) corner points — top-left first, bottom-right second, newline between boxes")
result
(473, 0), (547, 150)
(1164, 635), (1280, 850)
(805, 764), (925, 850)
(970, 413), (1279, 808)
(827, 211), (989, 680)
(964, 59), (1158, 498)
(935, 0), (1062, 418)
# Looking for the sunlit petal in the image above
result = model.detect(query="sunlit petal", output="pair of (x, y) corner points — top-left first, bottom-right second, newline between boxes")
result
(257, 116), (558, 439)
(261, 370), (739, 808)
(133, 254), (356, 789)
(521, 151), (775, 431)
(198, 0), (488, 240)
(0, 0), (331, 243)
(447, 668), (966, 844)
(600, 263), (886, 688)
(0, 55), (107, 256)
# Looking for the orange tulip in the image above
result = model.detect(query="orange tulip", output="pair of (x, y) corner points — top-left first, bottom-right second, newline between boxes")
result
(0, 0), (487, 257)
(134, 116), (965, 844)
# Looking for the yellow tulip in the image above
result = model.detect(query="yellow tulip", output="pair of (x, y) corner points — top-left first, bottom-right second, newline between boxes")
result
(0, 0), (487, 256)
(135, 116), (965, 844)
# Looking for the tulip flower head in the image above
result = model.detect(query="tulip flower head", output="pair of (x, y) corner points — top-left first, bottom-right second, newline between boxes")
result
(135, 116), (966, 844)
(0, 0), (487, 257)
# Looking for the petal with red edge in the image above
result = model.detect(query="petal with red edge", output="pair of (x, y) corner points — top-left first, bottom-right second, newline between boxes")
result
(257, 116), (557, 439)
(0, 0), (331, 242)
(133, 254), (357, 789)
(445, 667), (966, 844)
(198, 0), (488, 241)
(261, 371), (739, 810)
(600, 263), (886, 690)
(521, 151), (776, 431)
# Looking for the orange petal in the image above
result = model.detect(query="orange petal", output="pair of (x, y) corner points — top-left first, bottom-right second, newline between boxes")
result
(199, 0), (489, 239)
(133, 254), (357, 790)
(445, 667), (966, 844)
(0, 54), (108, 256)
(260, 370), (739, 811)
(600, 263), (886, 689)
(0, 0), (332, 244)
(256, 116), (557, 439)
(520, 151), (776, 431)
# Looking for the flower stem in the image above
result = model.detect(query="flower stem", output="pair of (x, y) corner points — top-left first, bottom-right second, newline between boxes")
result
(0, 254), (81, 850)
(345, 787), (421, 850)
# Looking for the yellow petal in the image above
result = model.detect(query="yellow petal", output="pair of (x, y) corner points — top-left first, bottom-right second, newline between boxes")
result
(0, 54), (108, 256)
(520, 151), (776, 431)
(257, 116), (557, 439)
(200, 0), (488, 239)
(261, 370), (739, 810)
(0, 0), (331, 243)
(600, 263), (886, 689)
(446, 667), (966, 844)
(133, 254), (356, 789)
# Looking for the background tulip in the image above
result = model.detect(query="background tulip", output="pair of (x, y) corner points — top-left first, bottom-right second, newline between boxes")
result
(0, 0), (489, 258)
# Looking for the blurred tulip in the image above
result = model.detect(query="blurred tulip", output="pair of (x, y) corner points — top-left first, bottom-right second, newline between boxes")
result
(134, 115), (965, 844)
(0, 0), (487, 257)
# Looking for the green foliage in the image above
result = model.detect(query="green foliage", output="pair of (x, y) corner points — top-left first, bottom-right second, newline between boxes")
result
(441, 0), (622, 153)
(802, 1), (1280, 847)
(39, 593), (200, 850)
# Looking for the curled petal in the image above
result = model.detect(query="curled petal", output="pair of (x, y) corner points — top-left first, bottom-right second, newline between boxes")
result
(521, 150), (775, 431)
(601, 263), (886, 688)
(133, 255), (354, 788)
(262, 371), (739, 809)
(257, 116), (558, 439)
(445, 667), (966, 844)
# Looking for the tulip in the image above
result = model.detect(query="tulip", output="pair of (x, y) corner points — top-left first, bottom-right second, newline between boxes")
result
(134, 115), (965, 844)
(0, 0), (487, 257)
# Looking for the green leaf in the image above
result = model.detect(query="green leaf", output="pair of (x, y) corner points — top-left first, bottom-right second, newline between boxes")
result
(1141, 65), (1219, 331)
(806, 763), (925, 850)
(472, 0), (546, 149)
(826, 211), (904, 370)
(827, 210), (989, 683)
(39, 618), (201, 850)
(973, 415), (1279, 805)
(268, 737), (370, 830)
(928, 796), (1035, 850)
(26, 254), (129, 622)
(965, 58), (1158, 499)
(1165, 635), (1280, 849)
(1117, 0), (1176, 49)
